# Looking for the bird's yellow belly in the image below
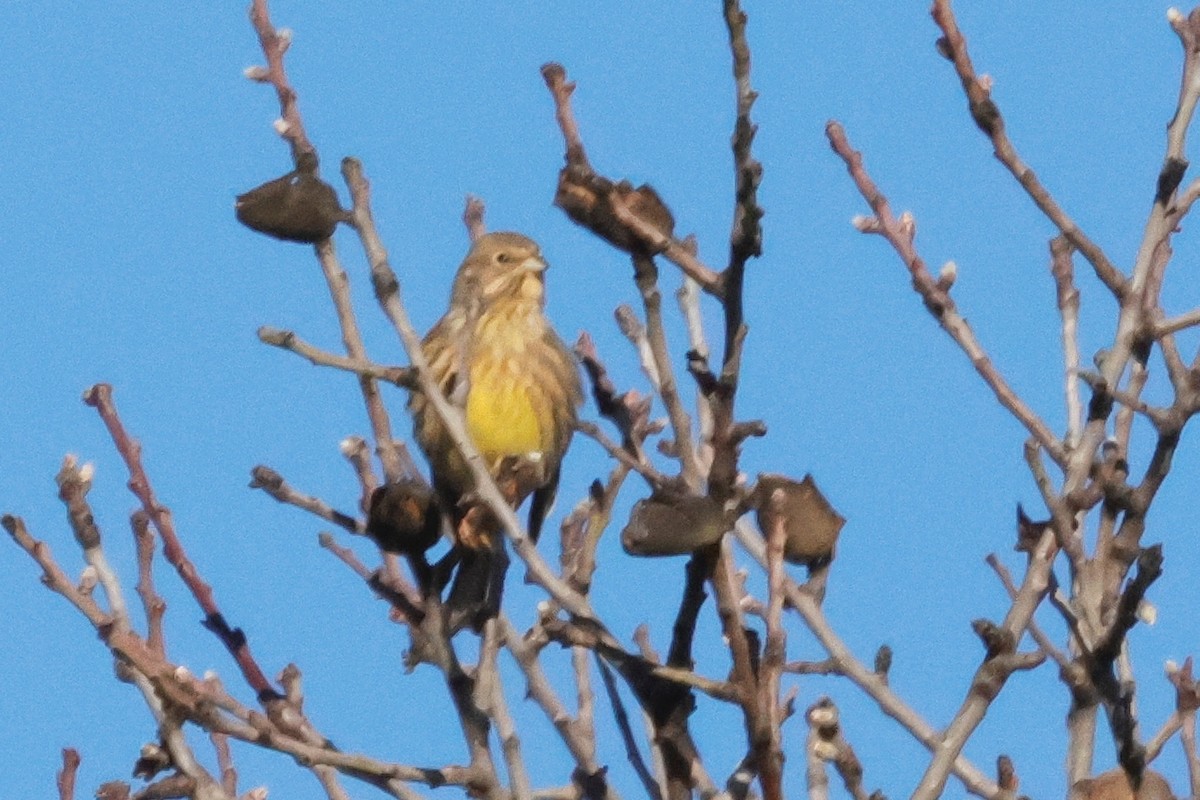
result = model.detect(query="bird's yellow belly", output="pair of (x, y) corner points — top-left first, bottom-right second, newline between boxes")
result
(466, 359), (543, 463)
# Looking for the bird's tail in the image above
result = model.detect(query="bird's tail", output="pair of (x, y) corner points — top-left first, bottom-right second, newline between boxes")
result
(444, 476), (557, 631)
(446, 536), (509, 632)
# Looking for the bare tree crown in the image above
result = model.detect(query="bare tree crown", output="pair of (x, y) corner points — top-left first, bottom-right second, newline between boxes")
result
(8, 3), (1200, 800)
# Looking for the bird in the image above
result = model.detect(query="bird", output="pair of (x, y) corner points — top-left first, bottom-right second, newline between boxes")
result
(409, 231), (583, 627)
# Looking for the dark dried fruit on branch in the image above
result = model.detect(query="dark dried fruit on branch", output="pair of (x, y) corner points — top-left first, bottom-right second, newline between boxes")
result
(753, 473), (845, 566)
(236, 157), (342, 243)
(1069, 769), (1174, 800)
(554, 169), (676, 255)
(367, 480), (440, 556)
(131, 742), (172, 780)
(621, 492), (726, 556)
(1015, 504), (1051, 554)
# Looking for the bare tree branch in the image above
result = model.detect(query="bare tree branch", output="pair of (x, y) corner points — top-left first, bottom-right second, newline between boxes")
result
(930, 0), (1126, 297)
(827, 121), (1068, 468)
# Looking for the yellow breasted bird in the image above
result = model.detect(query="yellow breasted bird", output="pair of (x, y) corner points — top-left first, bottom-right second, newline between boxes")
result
(409, 231), (583, 626)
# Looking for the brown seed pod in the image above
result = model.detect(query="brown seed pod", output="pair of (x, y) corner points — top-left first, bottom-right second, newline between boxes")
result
(367, 479), (440, 556)
(621, 492), (726, 557)
(235, 157), (342, 243)
(1070, 769), (1174, 800)
(554, 169), (675, 255)
(753, 473), (845, 566)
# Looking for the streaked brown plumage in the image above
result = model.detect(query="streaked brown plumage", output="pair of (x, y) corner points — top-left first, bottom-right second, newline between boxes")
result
(409, 231), (582, 622)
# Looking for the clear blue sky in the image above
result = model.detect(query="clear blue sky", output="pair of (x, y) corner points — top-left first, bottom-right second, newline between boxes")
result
(3, 3), (1199, 799)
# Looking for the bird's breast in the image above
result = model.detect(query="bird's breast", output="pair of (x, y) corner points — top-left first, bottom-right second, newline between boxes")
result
(465, 358), (543, 461)
(464, 308), (550, 462)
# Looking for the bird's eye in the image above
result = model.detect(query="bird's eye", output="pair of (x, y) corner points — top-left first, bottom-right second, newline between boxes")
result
(496, 252), (512, 264)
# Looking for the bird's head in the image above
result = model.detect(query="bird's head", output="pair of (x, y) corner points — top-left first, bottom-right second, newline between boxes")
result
(451, 231), (548, 310)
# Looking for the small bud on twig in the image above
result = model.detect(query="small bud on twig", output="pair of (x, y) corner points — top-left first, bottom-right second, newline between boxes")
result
(937, 260), (957, 291)
(79, 566), (98, 593)
(851, 215), (881, 234)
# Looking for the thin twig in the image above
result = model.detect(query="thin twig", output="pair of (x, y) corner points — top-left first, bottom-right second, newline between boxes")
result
(57, 749), (81, 800)
(986, 553), (1070, 671)
(1144, 710), (1183, 765)
(478, 621), (532, 800)
(708, 536), (777, 799)
(463, 195), (487, 242)
(575, 420), (672, 489)
(1154, 307), (1200, 337)
(759, 488), (788, 796)
(317, 532), (424, 622)
(248, 0), (405, 482)
(313, 238), (407, 482)
(210, 733), (238, 798)
(805, 698), (871, 800)
(540, 63), (724, 296)
(249, 464), (363, 534)
(911, 536), (1054, 800)
(630, 253), (702, 486)
(131, 511), (166, 656)
(499, 618), (612, 798)
(1050, 237), (1084, 445)
(258, 326), (415, 389)
(84, 384), (282, 701)
(596, 656), (663, 800)
(677, 275), (715, 474)
(246, 0), (314, 161)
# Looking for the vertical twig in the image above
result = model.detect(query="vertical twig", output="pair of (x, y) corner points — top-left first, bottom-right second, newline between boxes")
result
(463, 195), (487, 242)
(596, 656), (663, 800)
(573, 646), (597, 761)
(759, 490), (788, 793)
(247, 0), (404, 482)
(247, 0), (314, 161)
(676, 275), (715, 473)
(210, 733), (238, 798)
(630, 254), (703, 487)
(1184, 713), (1200, 800)
(1049, 236), (1083, 445)
(57, 749), (81, 800)
(477, 621), (532, 800)
(131, 511), (166, 656)
(314, 239), (406, 483)
(499, 618), (611, 798)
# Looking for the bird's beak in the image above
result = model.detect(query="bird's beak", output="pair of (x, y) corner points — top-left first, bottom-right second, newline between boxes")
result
(521, 255), (548, 273)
